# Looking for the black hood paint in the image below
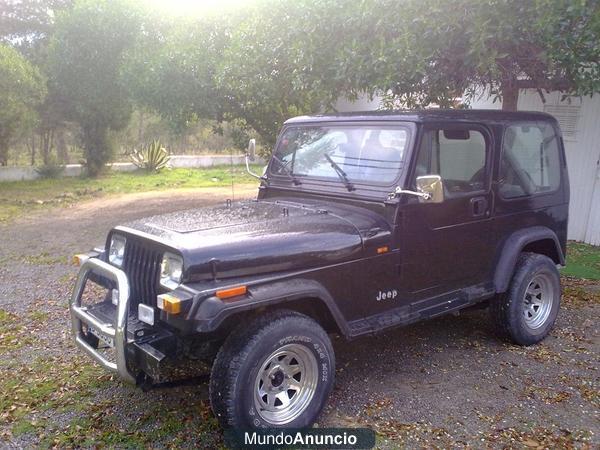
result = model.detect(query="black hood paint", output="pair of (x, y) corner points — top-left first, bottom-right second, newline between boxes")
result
(117, 198), (390, 280)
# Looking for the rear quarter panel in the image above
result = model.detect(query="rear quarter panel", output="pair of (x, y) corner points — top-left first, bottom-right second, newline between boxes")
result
(491, 118), (569, 275)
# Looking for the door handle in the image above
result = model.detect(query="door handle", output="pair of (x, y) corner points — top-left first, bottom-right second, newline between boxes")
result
(470, 196), (488, 217)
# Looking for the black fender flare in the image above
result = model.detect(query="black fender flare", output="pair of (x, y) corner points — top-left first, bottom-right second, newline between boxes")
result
(194, 278), (351, 337)
(493, 226), (565, 293)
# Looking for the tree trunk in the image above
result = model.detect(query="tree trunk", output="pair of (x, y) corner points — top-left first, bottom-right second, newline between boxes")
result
(0, 147), (7, 166)
(82, 123), (113, 177)
(41, 130), (50, 165)
(39, 129), (56, 165)
(501, 80), (519, 111)
(0, 131), (9, 165)
(56, 128), (68, 164)
(49, 129), (54, 163)
(30, 134), (36, 166)
(137, 111), (144, 146)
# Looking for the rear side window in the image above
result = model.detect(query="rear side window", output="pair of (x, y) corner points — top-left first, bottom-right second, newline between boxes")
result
(499, 123), (561, 198)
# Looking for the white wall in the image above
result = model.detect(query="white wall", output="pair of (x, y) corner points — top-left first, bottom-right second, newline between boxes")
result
(335, 93), (383, 112)
(470, 89), (600, 245)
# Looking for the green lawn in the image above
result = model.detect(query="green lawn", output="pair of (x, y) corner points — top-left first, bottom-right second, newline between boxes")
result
(562, 242), (600, 280)
(0, 165), (261, 223)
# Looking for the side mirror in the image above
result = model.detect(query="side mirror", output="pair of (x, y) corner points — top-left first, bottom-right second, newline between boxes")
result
(244, 138), (263, 180)
(416, 175), (444, 203)
(247, 139), (256, 162)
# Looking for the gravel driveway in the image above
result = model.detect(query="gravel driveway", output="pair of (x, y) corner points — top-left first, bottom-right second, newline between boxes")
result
(0, 188), (598, 448)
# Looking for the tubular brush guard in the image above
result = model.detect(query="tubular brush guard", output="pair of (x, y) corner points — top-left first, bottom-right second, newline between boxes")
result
(70, 258), (136, 383)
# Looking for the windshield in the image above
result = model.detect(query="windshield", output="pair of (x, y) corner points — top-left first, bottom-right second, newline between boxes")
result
(270, 125), (409, 185)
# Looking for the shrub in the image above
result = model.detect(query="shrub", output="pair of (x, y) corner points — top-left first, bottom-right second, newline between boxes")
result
(35, 163), (65, 179)
(130, 140), (171, 172)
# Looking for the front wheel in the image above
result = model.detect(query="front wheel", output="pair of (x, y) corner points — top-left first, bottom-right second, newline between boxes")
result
(209, 310), (335, 428)
(490, 252), (561, 346)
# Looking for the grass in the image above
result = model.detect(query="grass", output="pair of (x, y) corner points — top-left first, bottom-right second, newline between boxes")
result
(0, 354), (114, 430)
(36, 400), (221, 448)
(0, 347), (221, 447)
(0, 301), (223, 446)
(0, 310), (33, 353)
(0, 165), (261, 223)
(23, 253), (69, 266)
(562, 242), (600, 280)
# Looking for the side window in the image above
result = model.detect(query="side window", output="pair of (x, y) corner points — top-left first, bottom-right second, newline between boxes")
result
(500, 123), (561, 198)
(415, 128), (487, 195)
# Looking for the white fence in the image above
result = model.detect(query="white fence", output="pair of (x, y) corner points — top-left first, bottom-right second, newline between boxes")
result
(0, 155), (252, 183)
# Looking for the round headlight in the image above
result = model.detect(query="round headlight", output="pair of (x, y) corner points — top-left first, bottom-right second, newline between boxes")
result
(108, 235), (126, 267)
(160, 252), (183, 290)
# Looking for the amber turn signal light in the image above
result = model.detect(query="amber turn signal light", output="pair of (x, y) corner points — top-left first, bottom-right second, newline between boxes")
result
(377, 246), (389, 254)
(216, 286), (247, 301)
(73, 254), (89, 266)
(157, 293), (181, 314)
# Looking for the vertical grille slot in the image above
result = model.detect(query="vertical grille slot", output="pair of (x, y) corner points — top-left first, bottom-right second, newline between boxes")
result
(123, 239), (162, 311)
(139, 247), (148, 303)
(149, 250), (160, 303)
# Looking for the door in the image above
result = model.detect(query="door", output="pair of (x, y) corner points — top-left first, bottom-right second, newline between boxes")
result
(399, 123), (495, 300)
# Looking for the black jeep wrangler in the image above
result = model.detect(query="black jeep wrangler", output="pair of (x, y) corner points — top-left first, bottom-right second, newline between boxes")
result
(70, 110), (569, 428)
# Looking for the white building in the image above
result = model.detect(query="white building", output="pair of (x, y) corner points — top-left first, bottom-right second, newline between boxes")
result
(336, 92), (600, 245)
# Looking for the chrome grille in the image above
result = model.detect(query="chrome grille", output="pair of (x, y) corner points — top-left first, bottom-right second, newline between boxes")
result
(123, 239), (162, 309)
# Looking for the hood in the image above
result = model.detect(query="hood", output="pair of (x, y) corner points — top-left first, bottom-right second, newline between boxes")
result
(117, 198), (390, 280)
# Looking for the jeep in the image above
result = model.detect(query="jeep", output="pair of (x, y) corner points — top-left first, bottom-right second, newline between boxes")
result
(70, 110), (569, 428)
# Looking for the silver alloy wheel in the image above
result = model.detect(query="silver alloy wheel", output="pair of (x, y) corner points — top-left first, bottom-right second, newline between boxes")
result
(254, 343), (319, 425)
(523, 273), (555, 329)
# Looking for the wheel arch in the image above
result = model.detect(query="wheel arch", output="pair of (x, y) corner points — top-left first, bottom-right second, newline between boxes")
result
(200, 279), (351, 337)
(494, 226), (565, 293)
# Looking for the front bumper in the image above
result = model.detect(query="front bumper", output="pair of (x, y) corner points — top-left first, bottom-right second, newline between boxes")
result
(70, 258), (136, 383)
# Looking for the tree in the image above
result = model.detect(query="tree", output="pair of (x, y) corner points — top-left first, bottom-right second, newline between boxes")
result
(49, 0), (142, 175)
(126, 1), (346, 148)
(124, 14), (228, 136)
(0, 0), (73, 45)
(338, 0), (600, 110)
(69, 0), (599, 161)
(456, 0), (600, 109)
(1, 1), (74, 166)
(216, 0), (344, 146)
(0, 43), (46, 165)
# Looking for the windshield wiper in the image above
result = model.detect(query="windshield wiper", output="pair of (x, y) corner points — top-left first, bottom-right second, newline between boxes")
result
(271, 154), (301, 185)
(324, 153), (354, 191)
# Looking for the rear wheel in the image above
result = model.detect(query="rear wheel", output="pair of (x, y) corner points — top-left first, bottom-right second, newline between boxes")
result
(209, 310), (335, 428)
(490, 252), (561, 346)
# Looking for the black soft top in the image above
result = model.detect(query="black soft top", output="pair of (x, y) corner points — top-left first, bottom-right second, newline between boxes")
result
(284, 109), (557, 125)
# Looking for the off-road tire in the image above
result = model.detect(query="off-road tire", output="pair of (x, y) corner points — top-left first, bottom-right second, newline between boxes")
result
(490, 252), (561, 346)
(209, 309), (335, 428)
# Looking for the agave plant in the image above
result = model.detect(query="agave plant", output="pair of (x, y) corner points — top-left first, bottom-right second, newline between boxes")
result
(130, 140), (171, 172)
